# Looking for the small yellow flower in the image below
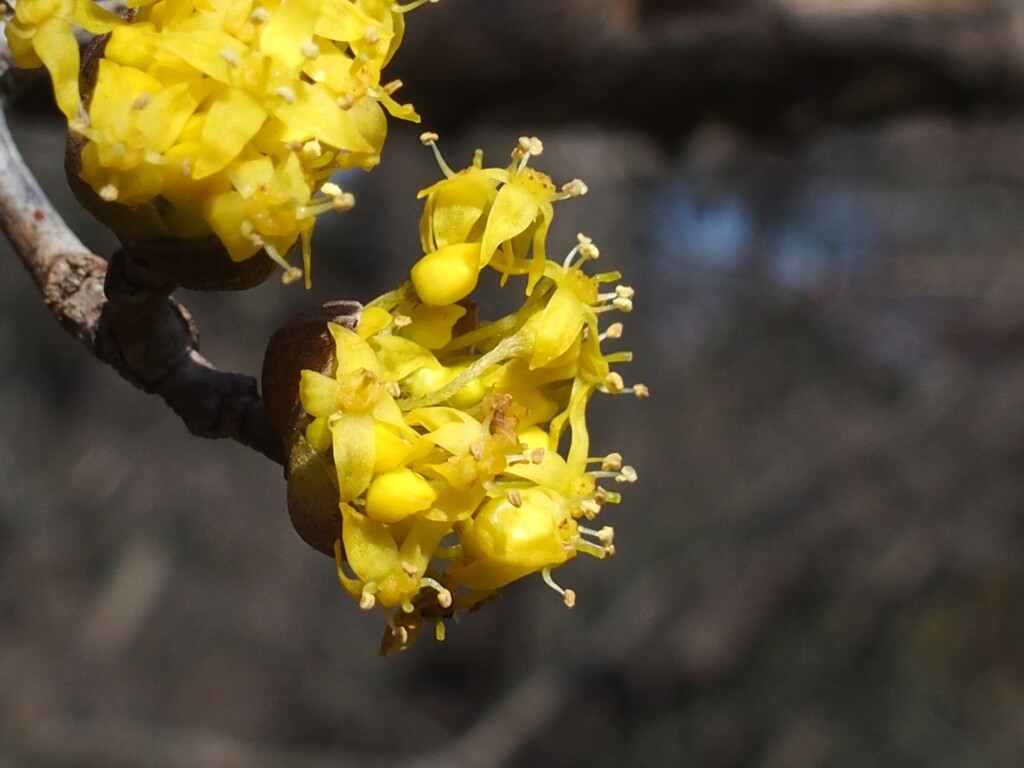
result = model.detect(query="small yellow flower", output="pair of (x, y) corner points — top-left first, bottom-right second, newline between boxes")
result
(411, 134), (590, 304)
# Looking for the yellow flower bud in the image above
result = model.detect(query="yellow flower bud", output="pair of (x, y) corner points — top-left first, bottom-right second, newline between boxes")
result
(410, 242), (482, 305)
(366, 468), (437, 524)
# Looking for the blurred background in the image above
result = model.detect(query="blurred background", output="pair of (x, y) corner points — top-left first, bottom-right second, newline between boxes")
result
(5, 0), (1024, 765)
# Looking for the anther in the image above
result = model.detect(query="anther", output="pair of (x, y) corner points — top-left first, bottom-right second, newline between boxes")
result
(401, 561), (418, 577)
(300, 39), (320, 60)
(580, 499), (601, 519)
(337, 94), (355, 110)
(359, 591), (376, 610)
(562, 179), (588, 197)
(507, 489), (523, 508)
(275, 86), (297, 104)
(612, 296), (633, 313)
(601, 452), (623, 471)
(99, 184), (118, 202)
(383, 79), (403, 95)
(364, 26), (380, 44)
(219, 48), (240, 67)
(384, 381), (402, 398)
(393, 314), (412, 328)
(302, 139), (322, 159)
(605, 372), (625, 393)
(530, 447), (546, 464)
(600, 322), (624, 341)
(249, 7), (268, 24)
(615, 466), (638, 484)
(633, 383), (650, 399)
(131, 93), (151, 110)
(542, 568), (575, 608)
(469, 442), (484, 461)
(420, 131), (440, 145)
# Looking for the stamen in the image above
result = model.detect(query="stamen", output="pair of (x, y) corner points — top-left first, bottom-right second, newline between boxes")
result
(98, 184), (118, 202)
(602, 452), (623, 471)
(604, 372), (625, 393)
(364, 26), (381, 45)
(401, 560), (419, 577)
(302, 139), (322, 159)
(359, 590), (376, 610)
(383, 79), (403, 95)
(384, 381), (402, 398)
(599, 322), (623, 342)
(616, 466), (638, 484)
(337, 94), (355, 110)
(420, 577), (453, 608)
(633, 383), (650, 399)
(249, 7), (269, 24)
(300, 39), (320, 60)
(419, 132), (456, 178)
(219, 48), (240, 67)
(561, 179), (588, 197)
(542, 567), (575, 608)
(507, 489), (523, 507)
(275, 86), (297, 104)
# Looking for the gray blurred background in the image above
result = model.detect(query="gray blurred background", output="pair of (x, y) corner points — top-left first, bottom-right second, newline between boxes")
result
(6, 0), (1024, 765)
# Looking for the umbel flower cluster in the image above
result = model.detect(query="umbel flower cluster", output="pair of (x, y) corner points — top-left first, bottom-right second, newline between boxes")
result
(294, 136), (647, 653)
(6, 0), (430, 285)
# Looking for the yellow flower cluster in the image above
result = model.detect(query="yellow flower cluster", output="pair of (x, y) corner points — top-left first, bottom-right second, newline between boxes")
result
(5, 0), (432, 284)
(298, 136), (646, 652)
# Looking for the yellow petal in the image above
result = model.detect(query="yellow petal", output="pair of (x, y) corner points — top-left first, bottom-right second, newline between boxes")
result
(479, 181), (539, 268)
(194, 89), (267, 178)
(331, 411), (375, 501)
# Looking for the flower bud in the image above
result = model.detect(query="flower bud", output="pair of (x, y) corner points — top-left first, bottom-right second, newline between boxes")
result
(262, 302), (361, 555)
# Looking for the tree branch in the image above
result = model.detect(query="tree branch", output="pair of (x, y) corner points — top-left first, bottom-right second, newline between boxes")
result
(0, 53), (293, 465)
